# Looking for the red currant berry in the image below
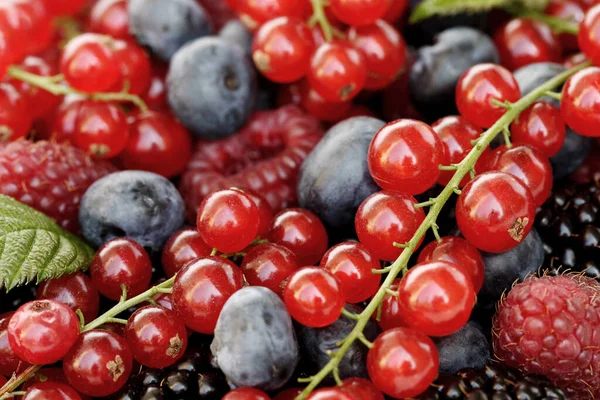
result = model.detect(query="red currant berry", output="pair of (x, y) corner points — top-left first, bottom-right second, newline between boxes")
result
(161, 228), (212, 278)
(120, 110), (192, 178)
(240, 189), (274, 238)
(273, 388), (302, 400)
(298, 79), (352, 122)
(235, 0), (308, 31)
(197, 188), (260, 253)
(564, 51), (587, 68)
(142, 62), (168, 111)
(307, 388), (355, 400)
(397, 261), (475, 336)
(252, 17), (315, 84)
(268, 208), (328, 265)
(8, 300), (80, 365)
(49, 97), (84, 143)
(456, 63), (521, 128)
(125, 305), (188, 368)
(342, 377), (384, 400)
(222, 387), (271, 400)
(0, 312), (30, 377)
(172, 257), (243, 334)
(60, 33), (121, 93)
(8, 56), (60, 119)
(494, 18), (562, 71)
(23, 382), (82, 400)
(330, 0), (388, 26)
(546, 0), (584, 50)
(283, 267), (344, 328)
(0, 83), (32, 142)
(348, 20), (407, 90)
(89, 0), (131, 40)
(368, 119), (444, 195)
(511, 101), (566, 157)
(491, 145), (553, 207)
(241, 243), (300, 295)
(111, 40), (152, 95)
(579, 4), (600, 66)
(417, 236), (485, 293)
(320, 241), (381, 303)
(384, 0), (408, 22)
(456, 171), (536, 253)
(20, 367), (70, 392)
(561, 67), (600, 137)
(63, 330), (133, 397)
(367, 327), (439, 399)
(73, 100), (129, 159)
(36, 272), (100, 323)
(90, 238), (153, 301)
(355, 191), (425, 262)
(307, 41), (367, 103)
(377, 279), (407, 331)
(14, 0), (54, 55)
(44, 0), (87, 16)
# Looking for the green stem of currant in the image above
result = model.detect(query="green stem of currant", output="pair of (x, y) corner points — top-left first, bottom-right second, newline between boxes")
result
(0, 391), (26, 400)
(6, 66), (149, 112)
(294, 60), (593, 400)
(509, 8), (580, 35)
(309, 0), (334, 42)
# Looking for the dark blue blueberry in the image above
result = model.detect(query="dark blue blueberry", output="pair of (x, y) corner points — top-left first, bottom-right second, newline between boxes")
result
(295, 304), (380, 383)
(167, 37), (257, 139)
(409, 27), (499, 120)
(79, 171), (185, 253)
(128, 0), (213, 62)
(211, 287), (299, 391)
(513, 62), (565, 107)
(434, 321), (490, 374)
(297, 117), (384, 234)
(219, 19), (253, 57)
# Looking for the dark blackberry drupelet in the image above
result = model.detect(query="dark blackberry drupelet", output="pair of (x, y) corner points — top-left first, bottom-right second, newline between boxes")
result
(417, 363), (568, 399)
(535, 179), (600, 279)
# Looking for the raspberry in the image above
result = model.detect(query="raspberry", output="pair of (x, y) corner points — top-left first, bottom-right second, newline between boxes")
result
(179, 105), (322, 222)
(493, 274), (600, 399)
(0, 141), (116, 233)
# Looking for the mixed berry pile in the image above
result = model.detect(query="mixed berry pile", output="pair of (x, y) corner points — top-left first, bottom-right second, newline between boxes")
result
(1, 0), (600, 399)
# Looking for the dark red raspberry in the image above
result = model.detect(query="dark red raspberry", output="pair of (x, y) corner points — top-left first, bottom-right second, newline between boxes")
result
(0, 140), (116, 233)
(179, 105), (322, 222)
(493, 274), (600, 399)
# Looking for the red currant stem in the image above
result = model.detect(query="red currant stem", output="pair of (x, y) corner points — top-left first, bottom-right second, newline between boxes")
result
(469, 168), (476, 180)
(210, 248), (218, 256)
(54, 17), (83, 44)
(341, 308), (360, 320)
(0, 366), (40, 398)
(503, 126), (513, 149)
(490, 98), (512, 109)
(106, 317), (128, 325)
(294, 59), (593, 400)
(545, 90), (563, 101)
(372, 266), (390, 274)
(332, 367), (342, 386)
(439, 164), (459, 171)
(392, 242), (409, 249)
(431, 223), (442, 242)
(414, 198), (436, 209)
(75, 309), (85, 329)
(509, 8), (579, 35)
(0, 391), (26, 400)
(357, 333), (374, 349)
(384, 288), (399, 297)
(6, 66), (150, 112)
(375, 303), (383, 321)
(309, 0), (334, 42)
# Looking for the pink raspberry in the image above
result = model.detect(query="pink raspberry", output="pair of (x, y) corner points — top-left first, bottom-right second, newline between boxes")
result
(493, 274), (600, 399)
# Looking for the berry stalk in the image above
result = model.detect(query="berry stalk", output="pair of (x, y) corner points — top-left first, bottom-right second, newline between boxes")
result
(308, 0), (335, 41)
(510, 9), (580, 34)
(294, 60), (592, 400)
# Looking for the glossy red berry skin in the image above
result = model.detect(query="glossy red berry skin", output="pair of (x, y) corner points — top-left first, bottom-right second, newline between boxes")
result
(378, 279), (407, 331)
(45, 0), (87, 16)
(0, 83), (32, 142)
(456, 63), (521, 128)
(63, 330), (133, 397)
(8, 56), (60, 119)
(241, 243), (300, 295)
(143, 62), (168, 111)
(197, 188), (260, 253)
(120, 111), (192, 178)
(342, 377), (385, 400)
(355, 191), (425, 262)
(241, 189), (274, 238)
(268, 208), (329, 265)
(563, 52), (587, 69)
(330, 0), (388, 26)
(222, 387), (271, 400)
(73, 100), (129, 159)
(397, 261), (475, 336)
(384, 0), (408, 22)
(172, 257), (243, 334)
(367, 327), (439, 399)
(161, 228), (212, 278)
(253, 17), (315, 84)
(320, 241), (381, 303)
(494, 18), (562, 71)
(111, 40), (152, 95)
(561, 67), (600, 137)
(125, 306), (188, 368)
(578, 4), (600, 66)
(307, 388), (355, 400)
(298, 79), (352, 122)
(491, 145), (553, 207)
(0, 312), (30, 377)
(233, 0), (308, 31)
(417, 237), (485, 293)
(283, 267), (345, 328)
(511, 101), (566, 157)
(307, 41), (367, 103)
(456, 171), (536, 253)
(90, 238), (153, 301)
(89, 0), (131, 40)
(546, 0), (584, 50)
(60, 33), (121, 93)
(23, 382), (82, 400)
(273, 388), (302, 400)
(8, 300), (80, 365)
(368, 119), (444, 195)
(36, 272), (100, 323)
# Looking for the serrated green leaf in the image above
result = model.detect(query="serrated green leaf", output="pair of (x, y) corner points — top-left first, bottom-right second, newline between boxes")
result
(0, 195), (94, 291)
(409, 0), (511, 23)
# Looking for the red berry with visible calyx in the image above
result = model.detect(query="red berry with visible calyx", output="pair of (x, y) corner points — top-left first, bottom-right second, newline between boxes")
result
(330, 0), (388, 26)
(456, 63), (521, 128)
(0, 312), (30, 377)
(111, 40), (152, 95)
(578, 4), (600, 66)
(511, 101), (566, 157)
(0, 83), (32, 142)
(252, 17), (315, 84)
(73, 100), (129, 159)
(367, 327), (439, 399)
(23, 382), (82, 400)
(283, 267), (344, 328)
(161, 228), (212, 278)
(368, 119), (444, 195)
(456, 171), (536, 253)
(36, 272), (100, 323)
(223, 387), (271, 400)
(560, 67), (600, 137)
(89, 0), (131, 40)
(8, 300), (80, 365)
(241, 243), (300, 295)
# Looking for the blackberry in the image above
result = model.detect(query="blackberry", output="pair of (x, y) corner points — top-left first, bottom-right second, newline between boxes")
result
(535, 179), (600, 279)
(417, 363), (568, 399)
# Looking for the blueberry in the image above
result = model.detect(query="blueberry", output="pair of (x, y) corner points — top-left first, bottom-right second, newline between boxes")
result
(409, 27), (499, 120)
(219, 19), (253, 57)
(295, 304), (380, 383)
(434, 321), (490, 374)
(79, 171), (185, 253)
(211, 287), (299, 391)
(297, 117), (384, 233)
(128, 0), (213, 62)
(513, 62), (566, 107)
(167, 37), (257, 139)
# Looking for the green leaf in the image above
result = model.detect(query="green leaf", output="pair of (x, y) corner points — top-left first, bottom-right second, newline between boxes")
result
(410, 0), (511, 23)
(0, 195), (94, 291)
